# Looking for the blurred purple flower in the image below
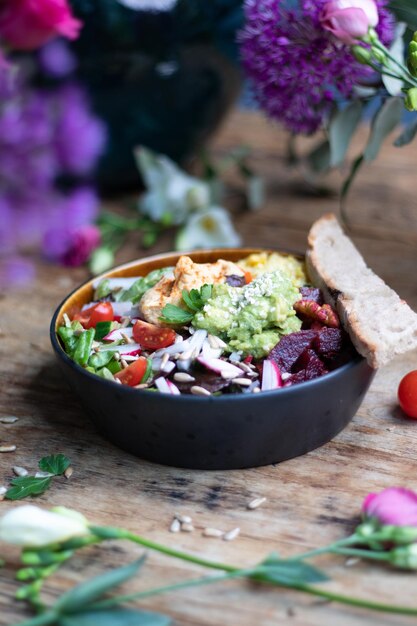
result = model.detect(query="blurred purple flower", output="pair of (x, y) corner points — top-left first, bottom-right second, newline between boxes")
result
(0, 257), (36, 290)
(38, 39), (77, 78)
(239, 0), (395, 135)
(43, 224), (101, 267)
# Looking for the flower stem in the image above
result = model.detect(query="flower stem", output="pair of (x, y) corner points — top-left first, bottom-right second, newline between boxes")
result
(290, 534), (360, 561)
(372, 40), (417, 87)
(13, 612), (57, 626)
(330, 547), (390, 561)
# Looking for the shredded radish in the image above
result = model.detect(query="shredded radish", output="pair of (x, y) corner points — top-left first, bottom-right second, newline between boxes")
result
(155, 377), (180, 395)
(261, 360), (283, 391)
(152, 338), (190, 358)
(103, 327), (134, 341)
(197, 356), (242, 378)
(188, 329), (207, 355)
(99, 343), (141, 355)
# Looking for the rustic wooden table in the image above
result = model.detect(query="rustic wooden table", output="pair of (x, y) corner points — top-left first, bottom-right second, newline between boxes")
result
(1, 110), (417, 626)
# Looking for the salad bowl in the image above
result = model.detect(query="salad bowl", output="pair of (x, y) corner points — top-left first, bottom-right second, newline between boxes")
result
(50, 248), (375, 470)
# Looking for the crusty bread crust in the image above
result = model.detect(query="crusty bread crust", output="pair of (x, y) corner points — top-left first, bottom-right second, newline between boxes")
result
(306, 213), (417, 369)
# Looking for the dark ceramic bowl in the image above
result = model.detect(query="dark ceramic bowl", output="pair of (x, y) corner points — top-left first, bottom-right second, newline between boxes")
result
(50, 248), (376, 470)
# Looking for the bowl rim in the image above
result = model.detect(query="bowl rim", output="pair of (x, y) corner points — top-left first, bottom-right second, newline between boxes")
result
(50, 247), (368, 402)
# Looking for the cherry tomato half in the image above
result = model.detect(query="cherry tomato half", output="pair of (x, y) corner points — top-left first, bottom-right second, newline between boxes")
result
(244, 271), (253, 284)
(114, 357), (148, 387)
(133, 320), (176, 350)
(398, 370), (417, 419)
(73, 302), (114, 329)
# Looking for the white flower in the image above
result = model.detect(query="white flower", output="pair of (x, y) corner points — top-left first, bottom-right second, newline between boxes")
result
(117, 0), (177, 12)
(176, 206), (241, 251)
(0, 506), (90, 548)
(135, 147), (210, 225)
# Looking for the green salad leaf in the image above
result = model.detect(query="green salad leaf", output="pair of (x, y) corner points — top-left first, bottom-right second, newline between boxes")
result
(160, 284), (213, 324)
(38, 454), (71, 476)
(5, 476), (52, 500)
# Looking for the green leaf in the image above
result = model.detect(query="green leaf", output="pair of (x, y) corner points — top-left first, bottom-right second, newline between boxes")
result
(56, 557), (146, 614)
(394, 118), (417, 146)
(199, 284), (213, 303)
(94, 279), (112, 301)
(252, 553), (328, 587)
(60, 608), (171, 626)
(182, 289), (201, 312)
(5, 476), (52, 500)
(89, 350), (115, 370)
(159, 304), (194, 325)
(329, 102), (363, 167)
(364, 98), (404, 162)
(39, 454), (71, 476)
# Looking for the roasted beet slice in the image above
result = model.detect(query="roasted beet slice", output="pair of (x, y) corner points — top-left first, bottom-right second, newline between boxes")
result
(225, 274), (246, 288)
(292, 348), (328, 377)
(269, 330), (317, 372)
(299, 287), (324, 305)
(313, 327), (344, 360)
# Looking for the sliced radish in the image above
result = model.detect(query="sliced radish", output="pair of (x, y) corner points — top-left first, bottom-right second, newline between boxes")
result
(111, 302), (138, 317)
(152, 338), (191, 358)
(197, 356), (242, 378)
(261, 360), (283, 391)
(103, 327), (134, 341)
(155, 377), (180, 395)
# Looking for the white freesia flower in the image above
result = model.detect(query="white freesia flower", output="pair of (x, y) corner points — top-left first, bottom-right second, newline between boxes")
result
(117, 0), (177, 11)
(176, 206), (242, 251)
(0, 506), (90, 548)
(135, 147), (210, 225)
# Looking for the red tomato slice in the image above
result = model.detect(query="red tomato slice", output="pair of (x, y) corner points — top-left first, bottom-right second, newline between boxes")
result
(114, 357), (148, 387)
(73, 302), (114, 329)
(398, 370), (417, 419)
(244, 271), (253, 284)
(133, 320), (176, 350)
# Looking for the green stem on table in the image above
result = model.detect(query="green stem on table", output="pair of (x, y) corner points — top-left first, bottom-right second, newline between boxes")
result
(330, 547), (390, 561)
(14, 611), (58, 626)
(289, 534), (360, 561)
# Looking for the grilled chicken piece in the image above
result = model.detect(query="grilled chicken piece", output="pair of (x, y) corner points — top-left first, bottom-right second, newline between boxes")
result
(139, 255), (243, 326)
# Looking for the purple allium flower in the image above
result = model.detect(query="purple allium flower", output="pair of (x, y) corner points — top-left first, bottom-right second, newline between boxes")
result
(0, 256), (36, 290)
(239, 0), (395, 135)
(38, 39), (77, 78)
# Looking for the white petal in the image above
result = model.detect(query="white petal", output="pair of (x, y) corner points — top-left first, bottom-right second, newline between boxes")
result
(176, 206), (241, 251)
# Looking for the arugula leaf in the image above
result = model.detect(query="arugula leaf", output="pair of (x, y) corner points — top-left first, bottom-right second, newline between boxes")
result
(251, 553), (328, 586)
(159, 304), (194, 325)
(5, 476), (52, 500)
(59, 609), (171, 626)
(39, 454), (71, 476)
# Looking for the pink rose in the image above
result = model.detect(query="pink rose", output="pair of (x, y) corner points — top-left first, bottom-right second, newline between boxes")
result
(320, 0), (379, 45)
(44, 225), (101, 267)
(362, 488), (417, 527)
(0, 0), (82, 51)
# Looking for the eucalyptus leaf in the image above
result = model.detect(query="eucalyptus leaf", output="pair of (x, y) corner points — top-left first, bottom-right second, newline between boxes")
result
(329, 102), (363, 167)
(305, 140), (331, 174)
(382, 23), (406, 96)
(364, 98), (404, 161)
(394, 118), (417, 146)
(59, 608), (171, 626)
(56, 558), (146, 613)
(252, 553), (328, 586)
(39, 454), (71, 476)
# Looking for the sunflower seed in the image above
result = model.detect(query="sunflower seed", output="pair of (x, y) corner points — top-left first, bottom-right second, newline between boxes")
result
(232, 378), (252, 387)
(223, 527), (240, 542)
(13, 466), (28, 477)
(221, 370), (238, 380)
(35, 471), (53, 478)
(134, 383), (150, 389)
(203, 527), (224, 538)
(179, 350), (193, 361)
(64, 467), (74, 479)
(121, 332), (134, 344)
(0, 416), (19, 424)
(190, 386), (211, 397)
(0, 486), (7, 496)
(173, 372), (195, 383)
(0, 445), (16, 453)
(121, 359), (129, 369)
(160, 352), (170, 369)
(247, 496), (267, 510)
(281, 372), (291, 381)
(176, 514), (192, 524)
(170, 518), (181, 533)
(247, 371), (259, 378)
(345, 557), (360, 567)
(181, 523), (194, 533)
(253, 387), (261, 393)
(208, 334), (220, 349)
(235, 362), (252, 374)
(215, 337), (227, 349)
(115, 378), (122, 384)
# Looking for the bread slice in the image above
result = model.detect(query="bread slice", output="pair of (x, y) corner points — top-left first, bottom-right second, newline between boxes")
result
(306, 213), (417, 369)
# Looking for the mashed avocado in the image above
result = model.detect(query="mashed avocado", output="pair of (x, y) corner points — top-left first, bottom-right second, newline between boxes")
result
(193, 270), (302, 358)
(238, 252), (307, 287)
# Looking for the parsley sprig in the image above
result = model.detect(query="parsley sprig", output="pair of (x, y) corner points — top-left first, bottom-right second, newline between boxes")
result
(5, 454), (71, 501)
(160, 284), (213, 324)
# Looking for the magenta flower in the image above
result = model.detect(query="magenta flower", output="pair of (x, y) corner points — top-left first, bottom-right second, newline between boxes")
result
(321, 0), (379, 44)
(43, 224), (101, 267)
(363, 488), (417, 527)
(0, 0), (82, 51)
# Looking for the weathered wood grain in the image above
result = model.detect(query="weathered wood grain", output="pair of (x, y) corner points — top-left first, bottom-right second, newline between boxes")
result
(1, 110), (417, 625)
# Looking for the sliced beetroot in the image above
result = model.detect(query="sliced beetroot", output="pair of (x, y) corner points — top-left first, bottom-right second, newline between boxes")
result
(225, 274), (246, 287)
(269, 330), (317, 372)
(313, 327), (344, 360)
(299, 287), (324, 305)
(292, 348), (327, 376)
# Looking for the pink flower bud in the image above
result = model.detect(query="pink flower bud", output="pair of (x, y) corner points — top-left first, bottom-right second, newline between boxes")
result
(320, 0), (379, 45)
(0, 0), (82, 52)
(44, 225), (101, 268)
(362, 487), (417, 527)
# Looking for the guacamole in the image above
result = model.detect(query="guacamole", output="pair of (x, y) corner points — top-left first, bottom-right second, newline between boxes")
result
(192, 270), (302, 358)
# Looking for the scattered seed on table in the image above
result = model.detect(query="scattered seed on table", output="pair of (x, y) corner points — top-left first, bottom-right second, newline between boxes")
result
(35, 471), (53, 478)
(0, 445), (16, 453)
(170, 518), (181, 533)
(181, 523), (194, 533)
(232, 378), (252, 387)
(0, 486), (7, 496)
(173, 372), (195, 383)
(0, 416), (19, 424)
(345, 558), (360, 567)
(176, 514), (192, 524)
(191, 386), (211, 397)
(64, 467), (74, 479)
(247, 496), (267, 510)
(223, 527), (240, 542)
(203, 528), (224, 538)
(13, 466), (28, 477)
